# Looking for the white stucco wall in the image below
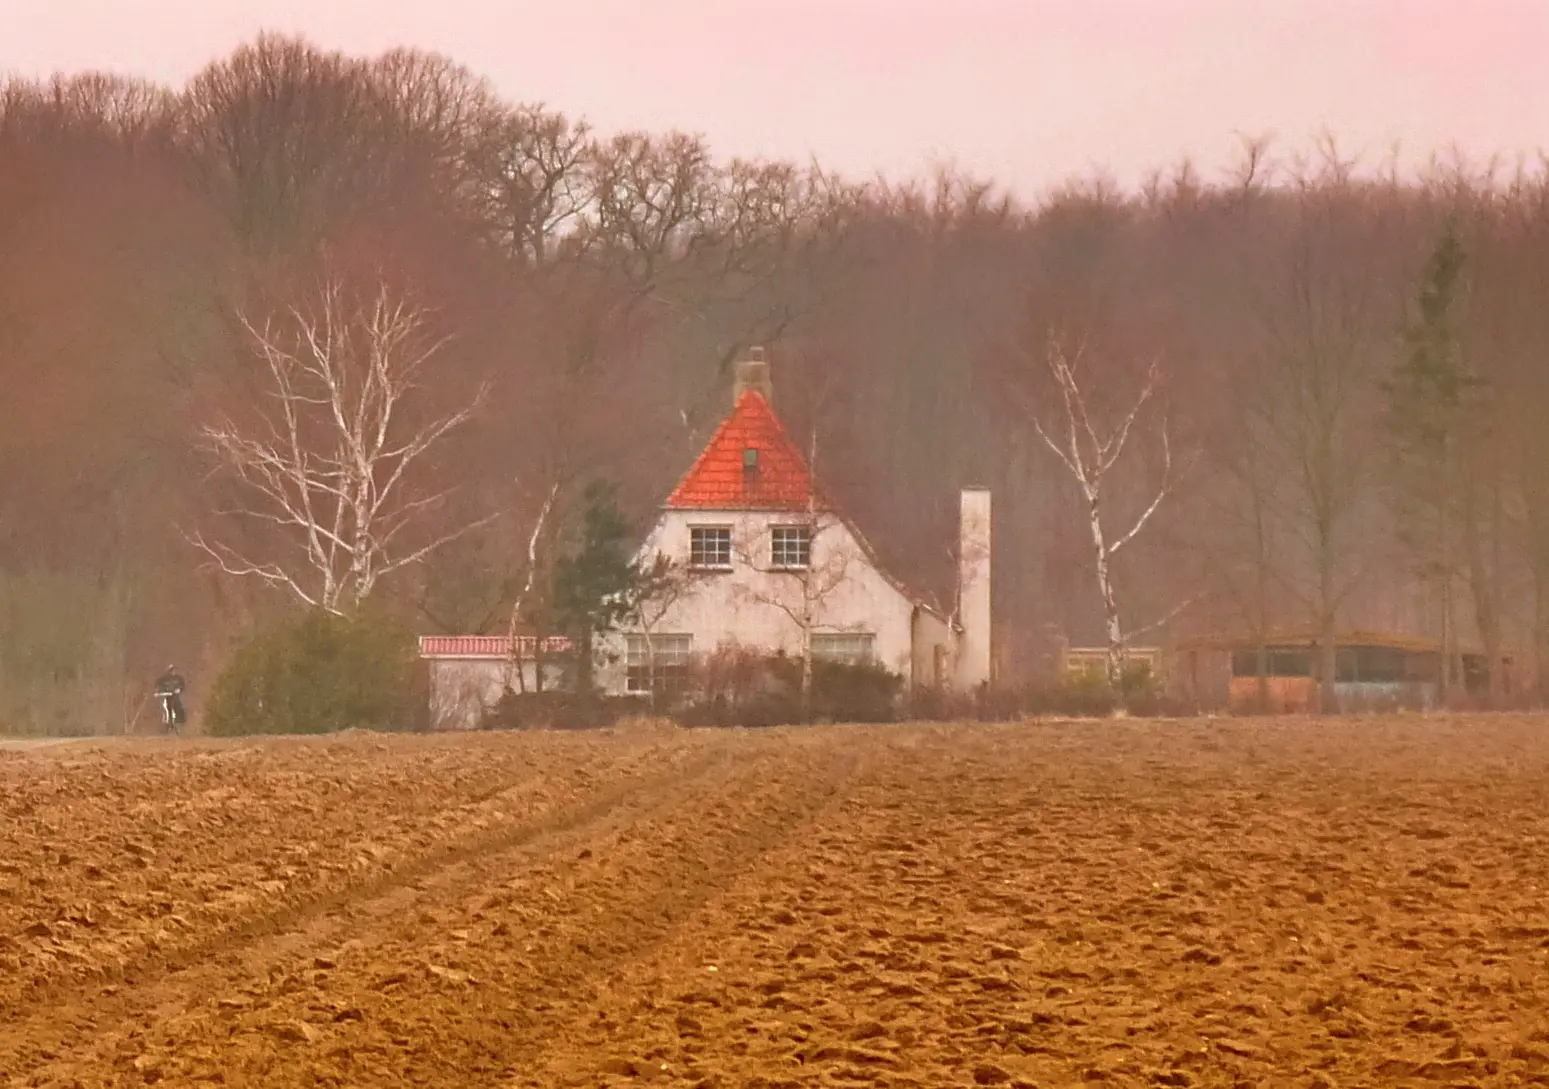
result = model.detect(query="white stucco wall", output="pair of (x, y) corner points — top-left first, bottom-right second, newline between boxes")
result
(601, 508), (924, 694)
(912, 608), (954, 689)
(956, 487), (993, 688)
(427, 659), (568, 730)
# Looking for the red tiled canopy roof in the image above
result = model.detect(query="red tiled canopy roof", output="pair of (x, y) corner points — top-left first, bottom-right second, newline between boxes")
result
(666, 391), (827, 511)
(418, 635), (572, 659)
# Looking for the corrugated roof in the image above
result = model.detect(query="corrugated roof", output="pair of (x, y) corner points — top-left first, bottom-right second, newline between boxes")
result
(1174, 629), (1466, 654)
(418, 635), (572, 660)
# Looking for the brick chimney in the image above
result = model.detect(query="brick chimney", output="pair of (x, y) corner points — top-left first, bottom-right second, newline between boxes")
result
(733, 345), (774, 408)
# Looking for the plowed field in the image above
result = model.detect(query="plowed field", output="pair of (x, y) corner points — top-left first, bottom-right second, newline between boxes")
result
(4, 716), (1549, 1087)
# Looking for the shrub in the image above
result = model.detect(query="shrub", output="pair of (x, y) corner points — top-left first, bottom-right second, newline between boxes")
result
(205, 610), (423, 736)
(478, 688), (636, 731)
(908, 663), (1186, 721)
(673, 648), (904, 727)
(811, 658), (904, 722)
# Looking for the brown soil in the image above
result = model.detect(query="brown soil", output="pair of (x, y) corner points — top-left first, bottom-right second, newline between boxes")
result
(4, 716), (1549, 1087)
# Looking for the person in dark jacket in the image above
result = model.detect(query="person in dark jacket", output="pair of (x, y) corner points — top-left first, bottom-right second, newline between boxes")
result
(154, 665), (186, 732)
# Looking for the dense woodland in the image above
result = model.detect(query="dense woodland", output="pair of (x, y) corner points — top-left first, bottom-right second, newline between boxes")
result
(5, 34), (1549, 731)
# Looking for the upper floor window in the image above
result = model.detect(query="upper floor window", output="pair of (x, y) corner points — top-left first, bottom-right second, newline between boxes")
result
(689, 526), (732, 570)
(770, 525), (811, 569)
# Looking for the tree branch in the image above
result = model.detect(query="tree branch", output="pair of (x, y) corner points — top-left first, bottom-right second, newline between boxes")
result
(194, 274), (486, 612)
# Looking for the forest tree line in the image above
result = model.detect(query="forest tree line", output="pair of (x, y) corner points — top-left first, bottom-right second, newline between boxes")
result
(4, 33), (1549, 730)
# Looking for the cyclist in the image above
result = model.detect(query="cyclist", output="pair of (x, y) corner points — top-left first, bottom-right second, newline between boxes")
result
(154, 665), (187, 734)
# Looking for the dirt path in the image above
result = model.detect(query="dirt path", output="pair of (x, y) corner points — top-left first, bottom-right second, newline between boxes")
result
(6, 718), (1549, 1087)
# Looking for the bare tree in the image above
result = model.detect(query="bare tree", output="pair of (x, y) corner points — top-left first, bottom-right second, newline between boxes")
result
(729, 431), (866, 718)
(1246, 154), (1392, 711)
(464, 103), (595, 266)
(194, 276), (489, 613)
(626, 554), (696, 709)
(1185, 394), (1288, 711)
(586, 131), (716, 287)
(367, 47), (497, 156)
(0, 73), (177, 146)
(178, 34), (380, 251)
(1470, 162), (1549, 704)
(503, 481), (558, 693)
(1501, 172), (1549, 700)
(1026, 335), (1176, 699)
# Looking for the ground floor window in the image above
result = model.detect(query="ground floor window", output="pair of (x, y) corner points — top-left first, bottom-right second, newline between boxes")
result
(1230, 648), (1312, 678)
(811, 631), (876, 665)
(625, 633), (692, 695)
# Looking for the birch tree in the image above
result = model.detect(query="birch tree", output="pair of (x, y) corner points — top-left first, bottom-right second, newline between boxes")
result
(194, 277), (489, 613)
(627, 554), (694, 709)
(1028, 336), (1176, 700)
(732, 514), (861, 720)
(503, 482), (557, 693)
(730, 432), (863, 719)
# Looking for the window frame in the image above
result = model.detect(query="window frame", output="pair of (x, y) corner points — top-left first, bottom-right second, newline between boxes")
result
(625, 633), (693, 695)
(769, 524), (812, 570)
(1230, 648), (1314, 678)
(688, 525), (733, 571)
(810, 631), (877, 666)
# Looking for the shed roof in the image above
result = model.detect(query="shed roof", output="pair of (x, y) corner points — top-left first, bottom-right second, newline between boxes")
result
(418, 635), (572, 660)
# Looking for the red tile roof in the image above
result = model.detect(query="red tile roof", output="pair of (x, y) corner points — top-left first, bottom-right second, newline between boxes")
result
(666, 391), (826, 511)
(419, 635), (572, 659)
(658, 388), (946, 619)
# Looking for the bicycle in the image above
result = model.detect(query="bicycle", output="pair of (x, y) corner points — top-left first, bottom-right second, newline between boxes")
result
(155, 691), (186, 735)
(153, 666), (187, 736)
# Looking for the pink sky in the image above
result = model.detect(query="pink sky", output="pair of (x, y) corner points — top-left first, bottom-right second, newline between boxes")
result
(5, 0), (1545, 194)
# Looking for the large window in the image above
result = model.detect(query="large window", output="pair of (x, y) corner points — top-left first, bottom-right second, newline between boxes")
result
(770, 525), (811, 569)
(689, 527), (732, 570)
(626, 634), (692, 695)
(811, 632), (876, 665)
(1231, 646), (1422, 682)
(1335, 646), (1407, 684)
(1230, 648), (1313, 678)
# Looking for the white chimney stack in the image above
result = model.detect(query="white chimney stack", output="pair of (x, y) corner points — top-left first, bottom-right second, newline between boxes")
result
(956, 486), (992, 689)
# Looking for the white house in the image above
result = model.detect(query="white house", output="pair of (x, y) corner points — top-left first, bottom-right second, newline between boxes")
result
(599, 350), (992, 700)
(417, 349), (992, 726)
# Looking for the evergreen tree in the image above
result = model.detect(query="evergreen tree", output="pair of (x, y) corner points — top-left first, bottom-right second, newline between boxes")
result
(1381, 222), (1486, 699)
(551, 481), (641, 699)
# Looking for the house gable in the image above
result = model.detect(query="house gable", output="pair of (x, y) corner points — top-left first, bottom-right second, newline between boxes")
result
(666, 390), (826, 512)
(652, 386), (945, 622)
